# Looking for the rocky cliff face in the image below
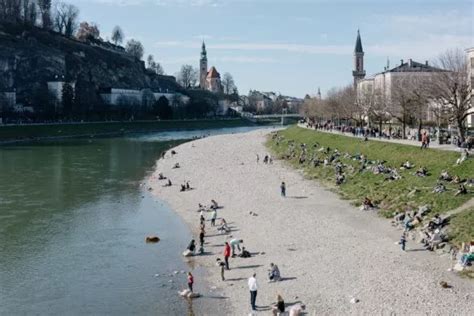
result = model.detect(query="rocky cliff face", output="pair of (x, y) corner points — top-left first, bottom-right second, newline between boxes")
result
(0, 23), (182, 103)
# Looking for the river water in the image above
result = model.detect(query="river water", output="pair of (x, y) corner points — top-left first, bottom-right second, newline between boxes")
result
(0, 126), (270, 315)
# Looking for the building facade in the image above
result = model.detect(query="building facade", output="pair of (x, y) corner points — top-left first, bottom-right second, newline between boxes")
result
(357, 56), (445, 124)
(100, 88), (189, 106)
(199, 42), (223, 93)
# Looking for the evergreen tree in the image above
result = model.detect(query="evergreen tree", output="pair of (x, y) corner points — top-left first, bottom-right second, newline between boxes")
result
(62, 81), (74, 119)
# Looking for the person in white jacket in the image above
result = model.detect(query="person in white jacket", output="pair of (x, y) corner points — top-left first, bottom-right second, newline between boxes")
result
(248, 273), (258, 311)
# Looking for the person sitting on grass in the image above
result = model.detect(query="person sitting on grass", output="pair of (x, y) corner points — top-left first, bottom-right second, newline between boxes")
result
(336, 173), (345, 185)
(268, 263), (281, 282)
(451, 175), (462, 184)
(455, 184), (467, 196)
(432, 182), (446, 194)
(415, 167), (428, 177)
(427, 229), (442, 251)
(428, 215), (443, 230)
(456, 149), (469, 165)
(400, 161), (413, 170)
(439, 170), (453, 181)
(362, 197), (375, 210)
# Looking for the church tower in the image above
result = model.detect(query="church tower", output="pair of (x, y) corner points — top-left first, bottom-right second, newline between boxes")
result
(199, 41), (208, 89)
(352, 29), (365, 87)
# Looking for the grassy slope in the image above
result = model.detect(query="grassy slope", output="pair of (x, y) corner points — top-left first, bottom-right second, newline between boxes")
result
(448, 208), (474, 247)
(267, 126), (474, 220)
(0, 119), (252, 142)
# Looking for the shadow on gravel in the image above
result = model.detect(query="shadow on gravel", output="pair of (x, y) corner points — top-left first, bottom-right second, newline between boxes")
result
(234, 264), (263, 269)
(225, 277), (247, 281)
(279, 277), (297, 282)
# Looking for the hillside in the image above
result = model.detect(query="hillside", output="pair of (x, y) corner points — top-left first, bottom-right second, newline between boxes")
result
(0, 22), (183, 104)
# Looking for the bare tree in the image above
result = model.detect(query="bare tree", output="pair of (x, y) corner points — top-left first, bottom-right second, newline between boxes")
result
(388, 75), (423, 139)
(22, 0), (37, 25)
(146, 54), (165, 75)
(429, 49), (472, 143)
(125, 39), (144, 60)
(177, 64), (198, 89)
(53, 2), (79, 37)
(38, 0), (52, 29)
(0, 0), (22, 22)
(111, 26), (124, 46)
(221, 72), (236, 94)
(368, 88), (390, 133)
(76, 21), (100, 41)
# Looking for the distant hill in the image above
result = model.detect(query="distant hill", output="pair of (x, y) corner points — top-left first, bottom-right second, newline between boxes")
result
(0, 22), (183, 104)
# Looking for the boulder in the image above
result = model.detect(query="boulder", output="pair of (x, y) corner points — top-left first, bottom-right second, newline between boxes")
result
(146, 236), (160, 243)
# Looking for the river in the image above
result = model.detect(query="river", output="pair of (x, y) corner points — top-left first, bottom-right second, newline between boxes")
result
(0, 126), (270, 315)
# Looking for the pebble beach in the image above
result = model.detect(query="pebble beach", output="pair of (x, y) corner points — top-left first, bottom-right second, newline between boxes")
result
(150, 129), (473, 315)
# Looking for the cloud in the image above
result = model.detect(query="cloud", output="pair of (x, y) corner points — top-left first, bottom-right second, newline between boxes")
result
(82, 0), (225, 6)
(193, 34), (214, 40)
(155, 0), (224, 6)
(155, 40), (352, 55)
(158, 55), (277, 64)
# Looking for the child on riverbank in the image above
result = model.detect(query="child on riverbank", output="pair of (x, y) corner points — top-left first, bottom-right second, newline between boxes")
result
(280, 182), (286, 197)
(211, 209), (217, 226)
(400, 233), (407, 251)
(187, 272), (194, 292)
(216, 258), (226, 281)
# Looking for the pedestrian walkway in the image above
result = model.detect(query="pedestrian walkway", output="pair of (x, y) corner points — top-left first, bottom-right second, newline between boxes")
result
(297, 124), (469, 153)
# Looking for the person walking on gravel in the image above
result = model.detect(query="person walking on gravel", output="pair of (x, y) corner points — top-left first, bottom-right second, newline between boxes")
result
(280, 181), (286, 197)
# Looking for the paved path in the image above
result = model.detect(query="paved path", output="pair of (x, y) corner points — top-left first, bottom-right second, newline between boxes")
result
(298, 124), (470, 153)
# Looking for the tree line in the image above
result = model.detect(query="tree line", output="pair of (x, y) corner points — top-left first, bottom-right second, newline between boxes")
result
(0, 0), (163, 71)
(301, 49), (472, 143)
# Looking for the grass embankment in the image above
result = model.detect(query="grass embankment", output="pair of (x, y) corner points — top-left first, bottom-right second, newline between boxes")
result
(448, 208), (474, 247)
(0, 119), (253, 142)
(267, 126), (474, 221)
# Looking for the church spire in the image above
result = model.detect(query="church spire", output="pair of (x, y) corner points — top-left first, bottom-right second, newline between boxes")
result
(352, 29), (365, 87)
(354, 29), (363, 53)
(317, 87), (321, 100)
(201, 41), (207, 59)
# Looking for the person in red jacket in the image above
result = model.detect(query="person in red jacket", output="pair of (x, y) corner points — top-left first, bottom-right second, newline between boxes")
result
(224, 242), (231, 270)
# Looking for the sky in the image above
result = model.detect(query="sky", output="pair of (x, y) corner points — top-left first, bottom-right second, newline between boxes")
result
(73, 0), (473, 98)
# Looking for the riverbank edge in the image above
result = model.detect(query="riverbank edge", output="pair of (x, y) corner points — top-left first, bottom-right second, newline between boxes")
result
(0, 119), (257, 144)
(147, 151), (232, 314)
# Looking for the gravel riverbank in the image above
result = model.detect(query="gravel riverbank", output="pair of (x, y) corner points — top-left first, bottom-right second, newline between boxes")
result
(150, 129), (473, 315)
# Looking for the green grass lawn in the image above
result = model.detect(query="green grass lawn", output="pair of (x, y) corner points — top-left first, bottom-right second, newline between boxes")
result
(267, 126), (474, 219)
(447, 208), (474, 247)
(0, 119), (253, 142)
